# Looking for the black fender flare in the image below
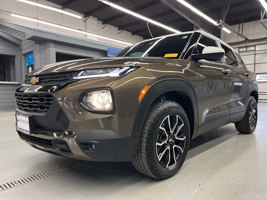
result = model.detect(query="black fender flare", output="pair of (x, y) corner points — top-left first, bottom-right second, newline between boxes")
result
(131, 78), (199, 140)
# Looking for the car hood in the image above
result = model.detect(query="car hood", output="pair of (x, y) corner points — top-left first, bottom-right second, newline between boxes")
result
(31, 57), (185, 75)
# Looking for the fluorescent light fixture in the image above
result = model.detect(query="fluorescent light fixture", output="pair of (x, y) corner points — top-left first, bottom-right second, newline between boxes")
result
(99, 0), (181, 34)
(17, 0), (82, 19)
(258, 0), (267, 12)
(175, 0), (231, 34)
(11, 14), (133, 46)
(222, 27), (231, 34)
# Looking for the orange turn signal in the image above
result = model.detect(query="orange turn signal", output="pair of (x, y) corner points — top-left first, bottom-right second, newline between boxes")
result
(138, 85), (150, 103)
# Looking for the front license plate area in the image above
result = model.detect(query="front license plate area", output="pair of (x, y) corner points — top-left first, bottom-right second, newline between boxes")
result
(16, 114), (30, 135)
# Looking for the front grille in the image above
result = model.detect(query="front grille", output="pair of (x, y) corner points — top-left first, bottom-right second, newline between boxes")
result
(15, 93), (54, 113)
(25, 73), (71, 85)
(18, 132), (53, 148)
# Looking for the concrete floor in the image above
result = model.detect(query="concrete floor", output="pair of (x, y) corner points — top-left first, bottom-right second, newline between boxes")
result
(0, 104), (267, 200)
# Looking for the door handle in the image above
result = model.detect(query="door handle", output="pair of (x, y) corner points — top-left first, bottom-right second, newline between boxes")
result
(222, 69), (231, 75)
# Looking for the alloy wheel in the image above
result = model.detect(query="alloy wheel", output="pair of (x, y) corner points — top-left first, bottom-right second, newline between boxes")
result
(249, 100), (257, 129)
(156, 115), (186, 169)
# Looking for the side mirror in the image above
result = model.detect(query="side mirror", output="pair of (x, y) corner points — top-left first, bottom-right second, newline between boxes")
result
(191, 46), (225, 61)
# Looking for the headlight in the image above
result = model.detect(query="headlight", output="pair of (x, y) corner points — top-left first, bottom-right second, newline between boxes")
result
(80, 89), (114, 112)
(72, 67), (135, 80)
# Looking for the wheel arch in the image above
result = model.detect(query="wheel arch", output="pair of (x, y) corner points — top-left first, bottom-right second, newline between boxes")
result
(250, 90), (258, 102)
(132, 79), (198, 140)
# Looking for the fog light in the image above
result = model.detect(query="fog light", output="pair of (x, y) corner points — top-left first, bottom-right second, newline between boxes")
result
(81, 90), (113, 112)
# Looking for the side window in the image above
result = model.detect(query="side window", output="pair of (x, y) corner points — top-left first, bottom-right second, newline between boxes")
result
(221, 44), (238, 66)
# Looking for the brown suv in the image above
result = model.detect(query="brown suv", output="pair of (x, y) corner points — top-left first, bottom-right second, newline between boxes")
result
(15, 31), (258, 179)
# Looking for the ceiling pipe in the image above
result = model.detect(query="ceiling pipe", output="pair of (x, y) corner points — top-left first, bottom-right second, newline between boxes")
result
(260, 10), (267, 30)
(229, 37), (267, 48)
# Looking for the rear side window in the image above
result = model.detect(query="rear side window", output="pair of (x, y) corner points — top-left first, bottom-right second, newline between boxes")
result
(221, 44), (238, 66)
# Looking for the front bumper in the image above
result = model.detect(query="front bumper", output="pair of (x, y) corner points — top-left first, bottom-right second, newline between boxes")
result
(17, 129), (139, 162)
(15, 84), (139, 162)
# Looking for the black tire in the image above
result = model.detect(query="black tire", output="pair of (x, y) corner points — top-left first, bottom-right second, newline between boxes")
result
(235, 96), (257, 134)
(132, 101), (190, 180)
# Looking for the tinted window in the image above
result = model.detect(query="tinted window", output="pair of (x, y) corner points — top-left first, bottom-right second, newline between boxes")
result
(122, 39), (158, 57)
(221, 44), (238, 66)
(116, 46), (131, 57)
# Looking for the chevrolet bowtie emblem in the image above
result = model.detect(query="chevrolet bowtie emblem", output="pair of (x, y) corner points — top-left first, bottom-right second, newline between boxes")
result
(30, 77), (39, 84)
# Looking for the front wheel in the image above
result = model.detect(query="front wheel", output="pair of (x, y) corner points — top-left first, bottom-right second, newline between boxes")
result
(235, 96), (258, 134)
(132, 101), (190, 180)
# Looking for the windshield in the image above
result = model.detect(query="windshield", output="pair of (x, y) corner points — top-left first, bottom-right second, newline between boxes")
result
(116, 33), (192, 59)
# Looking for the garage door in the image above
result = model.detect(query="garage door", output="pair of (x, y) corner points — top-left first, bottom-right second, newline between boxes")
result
(238, 44), (267, 102)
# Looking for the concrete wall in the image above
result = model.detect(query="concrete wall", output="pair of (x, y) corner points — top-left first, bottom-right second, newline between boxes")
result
(0, 35), (22, 82)
(0, 82), (20, 110)
(0, 34), (21, 109)
(0, 0), (142, 48)
(31, 39), (107, 70)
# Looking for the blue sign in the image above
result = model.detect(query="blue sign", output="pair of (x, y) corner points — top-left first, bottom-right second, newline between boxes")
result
(26, 52), (34, 66)
(107, 47), (122, 57)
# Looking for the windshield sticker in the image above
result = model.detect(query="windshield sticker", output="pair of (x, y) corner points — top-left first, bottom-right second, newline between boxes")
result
(164, 53), (178, 58)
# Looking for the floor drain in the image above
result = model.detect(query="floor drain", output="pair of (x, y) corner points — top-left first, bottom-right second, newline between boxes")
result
(0, 166), (71, 192)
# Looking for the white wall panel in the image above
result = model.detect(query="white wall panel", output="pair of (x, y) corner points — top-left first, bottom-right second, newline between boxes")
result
(242, 55), (254, 64)
(256, 53), (267, 63)
(246, 64), (254, 72)
(258, 83), (267, 94)
(255, 63), (267, 73)
(257, 44), (267, 51)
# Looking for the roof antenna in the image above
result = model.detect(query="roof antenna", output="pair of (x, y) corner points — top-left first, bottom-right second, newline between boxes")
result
(147, 22), (154, 38)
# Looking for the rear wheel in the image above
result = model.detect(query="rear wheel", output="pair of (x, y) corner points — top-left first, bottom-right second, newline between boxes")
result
(235, 96), (257, 134)
(132, 101), (190, 180)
